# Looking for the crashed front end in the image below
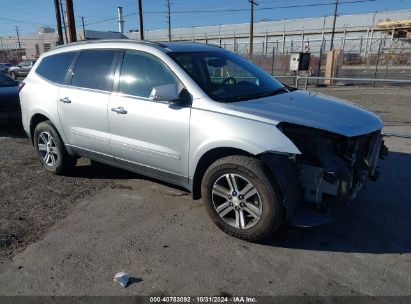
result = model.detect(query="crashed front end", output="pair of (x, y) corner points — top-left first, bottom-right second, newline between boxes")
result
(277, 122), (388, 207)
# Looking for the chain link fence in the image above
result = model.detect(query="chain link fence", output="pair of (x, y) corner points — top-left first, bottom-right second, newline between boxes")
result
(159, 28), (411, 86)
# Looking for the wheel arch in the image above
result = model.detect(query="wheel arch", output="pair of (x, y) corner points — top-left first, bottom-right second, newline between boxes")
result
(30, 113), (51, 144)
(191, 145), (287, 199)
(29, 112), (67, 150)
(191, 147), (252, 200)
(191, 147), (299, 223)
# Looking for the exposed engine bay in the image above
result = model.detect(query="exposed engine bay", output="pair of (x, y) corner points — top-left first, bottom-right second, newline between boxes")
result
(277, 122), (389, 207)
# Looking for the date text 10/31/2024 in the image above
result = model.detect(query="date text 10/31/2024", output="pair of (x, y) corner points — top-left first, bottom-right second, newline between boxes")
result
(149, 296), (258, 303)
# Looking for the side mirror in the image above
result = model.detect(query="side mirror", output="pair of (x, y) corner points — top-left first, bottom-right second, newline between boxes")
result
(149, 84), (179, 103)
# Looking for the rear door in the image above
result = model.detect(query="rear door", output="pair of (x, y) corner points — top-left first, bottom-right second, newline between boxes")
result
(57, 49), (117, 160)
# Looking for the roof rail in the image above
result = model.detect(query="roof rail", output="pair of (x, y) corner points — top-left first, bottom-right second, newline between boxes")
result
(161, 41), (222, 49)
(52, 39), (167, 51)
(190, 41), (223, 48)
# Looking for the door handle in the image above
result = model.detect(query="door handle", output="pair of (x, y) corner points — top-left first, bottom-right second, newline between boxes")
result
(59, 97), (71, 103)
(111, 107), (127, 114)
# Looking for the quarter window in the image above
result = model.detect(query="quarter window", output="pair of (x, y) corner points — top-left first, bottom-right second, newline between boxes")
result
(36, 52), (76, 84)
(71, 50), (115, 91)
(118, 51), (179, 98)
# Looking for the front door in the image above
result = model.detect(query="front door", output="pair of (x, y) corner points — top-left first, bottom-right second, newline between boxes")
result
(57, 49), (116, 159)
(108, 50), (190, 182)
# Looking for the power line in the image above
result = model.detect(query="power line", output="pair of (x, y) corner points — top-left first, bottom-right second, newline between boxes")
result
(143, 0), (377, 14)
(0, 16), (49, 26)
(81, 0), (378, 28)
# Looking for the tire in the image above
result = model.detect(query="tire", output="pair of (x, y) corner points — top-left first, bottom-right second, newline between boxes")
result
(201, 155), (284, 242)
(33, 121), (76, 174)
(10, 72), (16, 80)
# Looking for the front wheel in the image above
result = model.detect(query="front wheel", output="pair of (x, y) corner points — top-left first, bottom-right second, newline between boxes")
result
(33, 121), (76, 174)
(9, 72), (16, 80)
(201, 155), (284, 241)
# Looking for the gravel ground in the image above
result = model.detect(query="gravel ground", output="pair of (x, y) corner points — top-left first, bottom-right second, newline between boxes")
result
(0, 86), (410, 282)
(0, 135), (409, 296)
(0, 125), (135, 264)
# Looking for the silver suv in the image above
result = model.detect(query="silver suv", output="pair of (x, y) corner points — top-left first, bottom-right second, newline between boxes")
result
(8, 60), (36, 79)
(20, 40), (387, 241)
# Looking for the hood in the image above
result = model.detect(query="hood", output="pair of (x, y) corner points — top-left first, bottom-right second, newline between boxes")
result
(228, 90), (383, 137)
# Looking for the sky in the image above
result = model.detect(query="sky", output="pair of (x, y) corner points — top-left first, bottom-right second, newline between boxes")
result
(0, 0), (410, 37)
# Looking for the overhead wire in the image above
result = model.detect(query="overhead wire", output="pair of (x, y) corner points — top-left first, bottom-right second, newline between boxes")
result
(81, 0), (379, 27)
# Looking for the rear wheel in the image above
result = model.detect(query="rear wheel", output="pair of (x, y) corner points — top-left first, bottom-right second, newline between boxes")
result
(201, 155), (284, 241)
(33, 121), (75, 174)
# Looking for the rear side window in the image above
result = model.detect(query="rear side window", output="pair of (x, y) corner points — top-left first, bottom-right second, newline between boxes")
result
(71, 50), (115, 91)
(36, 52), (76, 84)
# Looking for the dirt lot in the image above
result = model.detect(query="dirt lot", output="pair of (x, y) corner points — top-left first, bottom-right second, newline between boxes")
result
(0, 87), (410, 296)
(0, 126), (121, 263)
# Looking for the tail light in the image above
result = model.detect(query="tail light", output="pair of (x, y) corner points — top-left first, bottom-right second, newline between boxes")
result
(18, 82), (25, 93)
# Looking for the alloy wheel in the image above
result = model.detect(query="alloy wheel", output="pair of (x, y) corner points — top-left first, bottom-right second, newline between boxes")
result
(212, 173), (262, 229)
(38, 131), (59, 167)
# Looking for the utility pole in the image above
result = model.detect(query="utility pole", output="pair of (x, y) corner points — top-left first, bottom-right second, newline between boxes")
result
(248, 0), (258, 56)
(80, 16), (86, 40)
(15, 26), (22, 61)
(138, 0), (144, 40)
(59, 0), (69, 43)
(329, 0), (339, 51)
(53, 0), (64, 45)
(65, 0), (77, 43)
(166, 0), (171, 41)
(317, 16), (326, 79)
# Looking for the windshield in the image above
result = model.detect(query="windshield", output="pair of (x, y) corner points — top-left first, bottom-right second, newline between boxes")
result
(168, 51), (286, 103)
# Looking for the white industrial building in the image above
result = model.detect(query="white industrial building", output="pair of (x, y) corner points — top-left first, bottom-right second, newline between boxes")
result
(1, 9), (410, 62)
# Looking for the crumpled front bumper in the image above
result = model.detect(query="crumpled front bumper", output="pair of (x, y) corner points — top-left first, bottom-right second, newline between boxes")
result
(260, 130), (388, 227)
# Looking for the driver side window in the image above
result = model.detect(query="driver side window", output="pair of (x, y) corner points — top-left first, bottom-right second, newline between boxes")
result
(118, 51), (180, 98)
